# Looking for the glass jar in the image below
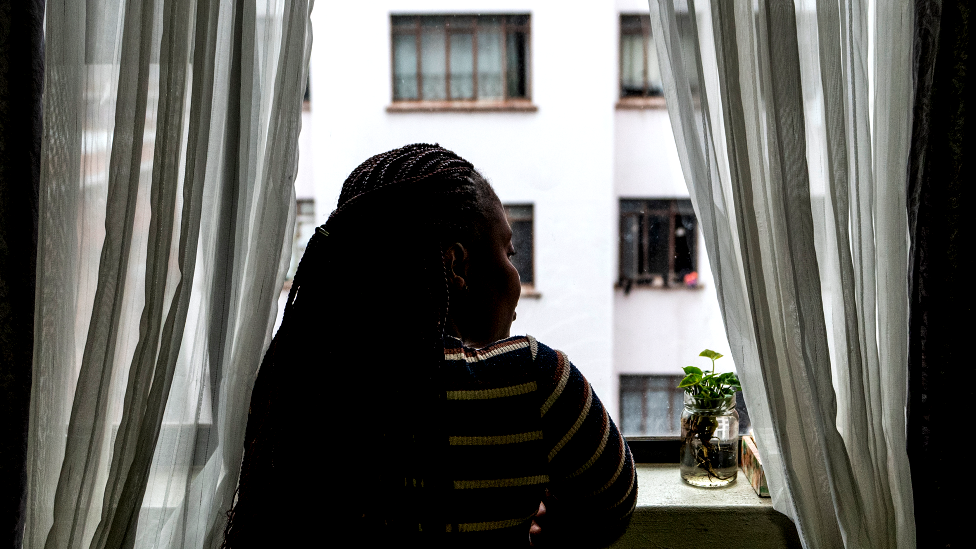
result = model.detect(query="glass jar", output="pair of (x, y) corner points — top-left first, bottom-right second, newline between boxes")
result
(679, 392), (739, 487)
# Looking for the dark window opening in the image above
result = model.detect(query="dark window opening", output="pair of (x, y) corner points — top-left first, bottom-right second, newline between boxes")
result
(619, 198), (698, 290)
(504, 204), (534, 286)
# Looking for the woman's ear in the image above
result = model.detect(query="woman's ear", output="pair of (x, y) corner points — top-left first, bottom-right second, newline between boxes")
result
(444, 242), (470, 290)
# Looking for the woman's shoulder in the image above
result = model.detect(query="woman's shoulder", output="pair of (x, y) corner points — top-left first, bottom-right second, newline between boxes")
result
(442, 335), (570, 386)
(443, 334), (567, 364)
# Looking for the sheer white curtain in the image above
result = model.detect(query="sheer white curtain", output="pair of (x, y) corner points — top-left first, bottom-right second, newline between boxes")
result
(648, 0), (914, 547)
(24, 1), (312, 548)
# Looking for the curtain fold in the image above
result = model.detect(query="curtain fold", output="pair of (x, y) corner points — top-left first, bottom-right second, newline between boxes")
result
(648, 1), (914, 547)
(24, 1), (313, 548)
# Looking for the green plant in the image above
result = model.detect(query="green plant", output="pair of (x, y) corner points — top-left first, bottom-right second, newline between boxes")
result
(677, 349), (741, 405)
(677, 349), (741, 485)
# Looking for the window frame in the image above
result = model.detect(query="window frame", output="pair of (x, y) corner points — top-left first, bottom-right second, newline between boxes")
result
(618, 198), (699, 290)
(620, 374), (686, 437)
(388, 13), (536, 112)
(617, 13), (666, 109)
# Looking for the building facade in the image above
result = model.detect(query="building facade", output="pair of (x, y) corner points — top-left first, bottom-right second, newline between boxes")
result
(293, 0), (733, 433)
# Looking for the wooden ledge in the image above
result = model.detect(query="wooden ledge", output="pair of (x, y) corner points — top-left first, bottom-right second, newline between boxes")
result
(520, 286), (542, 299)
(615, 96), (668, 110)
(387, 100), (538, 113)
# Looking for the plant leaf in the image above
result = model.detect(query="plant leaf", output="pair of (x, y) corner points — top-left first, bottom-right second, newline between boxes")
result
(699, 349), (724, 361)
(683, 366), (704, 376)
(678, 374), (701, 388)
(717, 372), (736, 384)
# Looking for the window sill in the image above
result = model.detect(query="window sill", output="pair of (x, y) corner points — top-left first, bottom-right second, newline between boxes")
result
(386, 100), (538, 113)
(615, 282), (705, 291)
(615, 96), (667, 110)
(520, 286), (541, 299)
(609, 464), (800, 548)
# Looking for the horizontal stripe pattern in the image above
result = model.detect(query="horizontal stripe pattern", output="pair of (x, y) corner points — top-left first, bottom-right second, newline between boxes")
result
(449, 431), (543, 445)
(453, 474), (549, 489)
(435, 335), (636, 545)
(445, 381), (537, 400)
(443, 338), (531, 363)
(455, 515), (535, 533)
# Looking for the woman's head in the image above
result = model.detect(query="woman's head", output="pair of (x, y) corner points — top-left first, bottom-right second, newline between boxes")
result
(290, 143), (521, 349)
(442, 193), (522, 347)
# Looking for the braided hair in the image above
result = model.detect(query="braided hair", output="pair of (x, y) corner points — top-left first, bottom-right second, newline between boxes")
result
(223, 144), (497, 547)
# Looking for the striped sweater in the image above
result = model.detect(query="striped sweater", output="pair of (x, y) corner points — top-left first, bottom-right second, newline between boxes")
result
(438, 334), (637, 546)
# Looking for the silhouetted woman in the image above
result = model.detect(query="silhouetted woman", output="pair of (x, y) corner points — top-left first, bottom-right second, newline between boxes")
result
(223, 144), (636, 548)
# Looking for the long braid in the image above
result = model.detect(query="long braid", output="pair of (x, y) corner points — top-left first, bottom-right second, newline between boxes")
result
(224, 144), (494, 547)
(222, 225), (331, 548)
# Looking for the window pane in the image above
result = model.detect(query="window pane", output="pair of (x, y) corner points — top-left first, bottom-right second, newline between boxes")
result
(505, 204), (533, 286)
(393, 34), (418, 100)
(646, 33), (663, 96)
(620, 389), (643, 435)
(391, 16), (415, 30)
(420, 24), (446, 100)
(620, 34), (645, 97)
(619, 375), (683, 436)
(449, 33), (474, 99)
(477, 25), (504, 99)
(646, 214), (668, 275)
(620, 200), (644, 215)
(511, 219), (533, 285)
(671, 388), (685, 434)
(674, 212), (697, 277)
(446, 15), (474, 30)
(644, 199), (670, 211)
(620, 15), (644, 33)
(637, 214), (646, 275)
(644, 383), (671, 435)
(506, 31), (528, 98)
(620, 214), (639, 279)
(506, 204), (532, 219)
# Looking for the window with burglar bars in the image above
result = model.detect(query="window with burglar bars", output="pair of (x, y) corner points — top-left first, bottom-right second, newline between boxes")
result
(620, 14), (663, 98)
(504, 204), (534, 286)
(620, 375), (685, 436)
(621, 375), (752, 437)
(619, 198), (698, 289)
(391, 14), (530, 103)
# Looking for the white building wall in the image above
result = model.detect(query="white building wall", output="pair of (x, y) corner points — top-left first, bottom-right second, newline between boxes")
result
(612, 0), (733, 380)
(612, 101), (733, 377)
(304, 0), (733, 423)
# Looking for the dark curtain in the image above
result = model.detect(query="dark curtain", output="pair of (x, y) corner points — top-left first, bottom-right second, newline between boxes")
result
(0, 0), (44, 547)
(907, 1), (970, 548)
